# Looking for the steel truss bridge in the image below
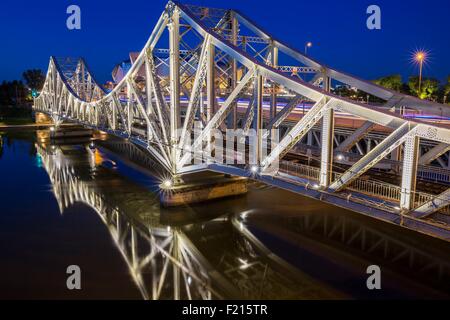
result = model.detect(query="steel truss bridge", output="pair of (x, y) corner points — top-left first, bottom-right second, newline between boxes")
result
(34, 1), (450, 239)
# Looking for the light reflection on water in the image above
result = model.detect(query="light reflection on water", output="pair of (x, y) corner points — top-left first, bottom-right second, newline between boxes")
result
(0, 129), (449, 299)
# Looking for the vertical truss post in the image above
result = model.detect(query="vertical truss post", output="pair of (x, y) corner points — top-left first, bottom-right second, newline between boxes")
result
(126, 82), (132, 134)
(111, 101), (116, 130)
(206, 41), (215, 122)
(320, 106), (334, 187)
(322, 70), (331, 92)
(228, 11), (238, 129)
(145, 56), (153, 117)
(94, 106), (99, 127)
(400, 135), (420, 211)
(390, 147), (401, 173)
(169, 8), (180, 173)
(52, 68), (57, 114)
(206, 41), (215, 157)
(307, 131), (313, 146)
(270, 43), (278, 120)
(80, 62), (85, 101)
(254, 73), (263, 165)
(320, 75), (333, 187)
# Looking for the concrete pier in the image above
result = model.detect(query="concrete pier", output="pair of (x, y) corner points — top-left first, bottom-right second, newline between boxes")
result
(50, 127), (93, 140)
(160, 174), (248, 207)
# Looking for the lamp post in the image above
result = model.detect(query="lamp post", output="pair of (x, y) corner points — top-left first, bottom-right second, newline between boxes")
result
(415, 51), (426, 97)
(305, 42), (312, 55)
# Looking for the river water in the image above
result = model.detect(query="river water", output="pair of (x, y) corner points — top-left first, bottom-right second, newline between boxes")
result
(0, 129), (449, 299)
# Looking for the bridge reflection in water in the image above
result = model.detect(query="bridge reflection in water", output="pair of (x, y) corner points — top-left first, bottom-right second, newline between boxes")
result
(36, 137), (450, 299)
(37, 140), (339, 299)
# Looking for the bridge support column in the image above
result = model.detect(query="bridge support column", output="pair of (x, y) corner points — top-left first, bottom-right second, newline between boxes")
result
(111, 101), (117, 130)
(206, 41), (215, 156)
(169, 8), (180, 174)
(145, 56), (153, 117)
(227, 12), (238, 129)
(270, 43), (278, 120)
(160, 175), (248, 207)
(400, 135), (419, 211)
(320, 106), (334, 188)
(307, 131), (313, 146)
(126, 82), (133, 134)
(255, 73), (263, 165)
(320, 74), (333, 188)
(206, 41), (215, 121)
(94, 106), (99, 127)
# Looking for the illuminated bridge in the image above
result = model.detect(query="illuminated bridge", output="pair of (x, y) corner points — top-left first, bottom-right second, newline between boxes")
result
(34, 2), (450, 240)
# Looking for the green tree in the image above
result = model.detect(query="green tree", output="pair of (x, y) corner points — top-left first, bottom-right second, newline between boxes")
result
(0, 81), (28, 106)
(408, 76), (440, 100)
(373, 74), (403, 92)
(22, 69), (45, 92)
(444, 75), (450, 104)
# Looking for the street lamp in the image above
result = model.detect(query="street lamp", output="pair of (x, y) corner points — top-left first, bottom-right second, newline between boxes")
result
(305, 42), (312, 55)
(415, 51), (426, 96)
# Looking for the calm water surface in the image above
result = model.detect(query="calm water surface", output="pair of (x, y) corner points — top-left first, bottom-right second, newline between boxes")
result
(0, 129), (449, 299)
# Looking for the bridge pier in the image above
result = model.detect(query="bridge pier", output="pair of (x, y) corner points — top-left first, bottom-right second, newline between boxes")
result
(49, 126), (93, 141)
(159, 173), (248, 207)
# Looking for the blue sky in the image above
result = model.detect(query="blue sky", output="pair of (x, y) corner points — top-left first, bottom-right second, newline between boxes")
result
(1, 0), (449, 84)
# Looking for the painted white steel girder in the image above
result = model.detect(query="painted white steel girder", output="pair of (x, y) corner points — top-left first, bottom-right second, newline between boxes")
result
(419, 143), (450, 165)
(329, 122), (416, 192)
(413, 189), (450, 218)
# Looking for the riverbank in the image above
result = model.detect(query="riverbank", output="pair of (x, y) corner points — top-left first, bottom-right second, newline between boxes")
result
(0, 123), (54, 130)
(0, 106), (33, 126)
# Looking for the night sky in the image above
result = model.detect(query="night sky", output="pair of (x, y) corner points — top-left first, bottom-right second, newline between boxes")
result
(1, 0), (449, 84)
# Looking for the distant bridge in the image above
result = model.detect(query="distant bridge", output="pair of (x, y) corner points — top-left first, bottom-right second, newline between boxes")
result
(34, 2), (450, 240)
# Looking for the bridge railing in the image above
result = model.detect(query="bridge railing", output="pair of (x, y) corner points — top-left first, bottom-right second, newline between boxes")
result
(278, 160), (320, 181)
(345, 176), (401, 203)
(292, 144), (450, 185)
(416, 166), (450, 184)
(278, 160), (450, 215)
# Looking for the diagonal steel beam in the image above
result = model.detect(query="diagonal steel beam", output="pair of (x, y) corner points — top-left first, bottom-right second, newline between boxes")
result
(261, 96), (329, 171)
(146, 54), (170, 146)
(127, 81), (171, 166)
(335, 121), (375, 153)
(419, 143), (450, 165)
(412, 188), (450, 218)
(112, 93), (129, 134)
(267, 95), (303, 130)
(329, 122), (416, 192)
(177, 69), (255, 170)
(241, 97), (255, 133)
(178, 35), (211, 157)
